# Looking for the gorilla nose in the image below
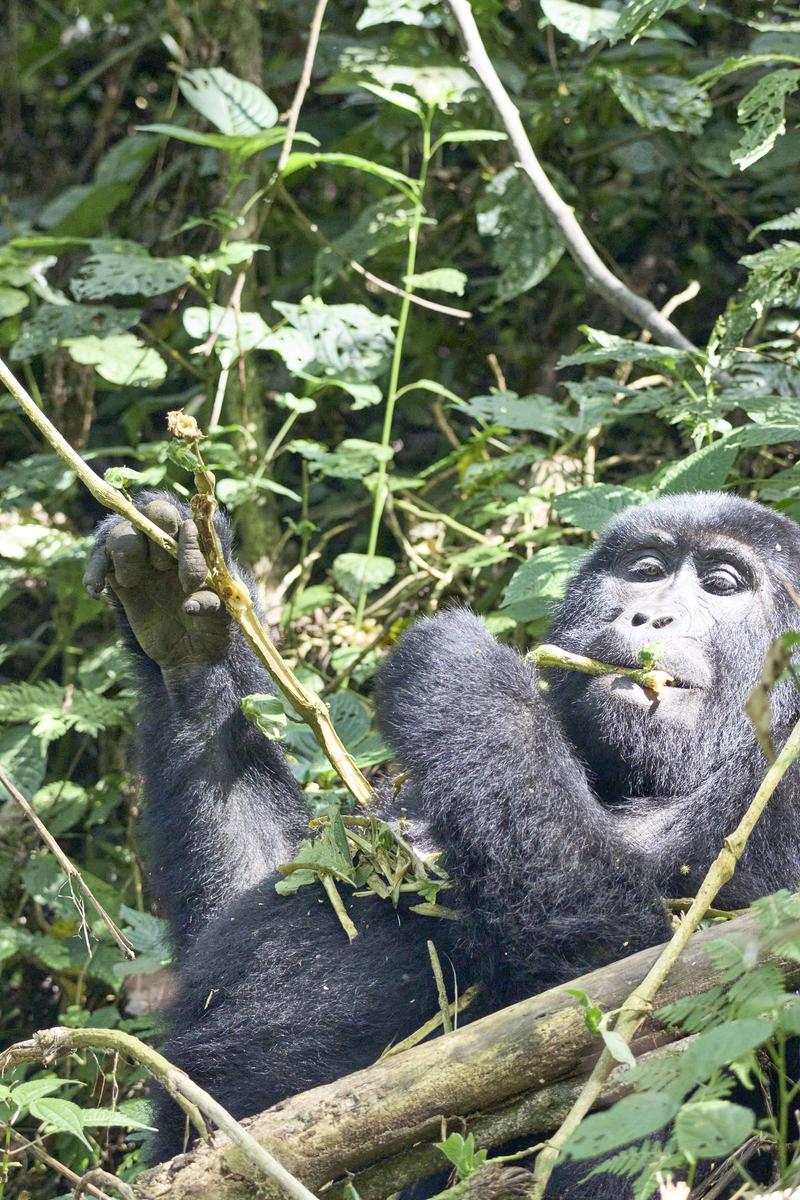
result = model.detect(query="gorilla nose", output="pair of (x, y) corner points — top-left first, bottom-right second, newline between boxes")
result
(628, 610), (677, 630)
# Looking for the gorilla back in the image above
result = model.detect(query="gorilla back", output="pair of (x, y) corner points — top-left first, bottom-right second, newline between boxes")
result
(85, 490), (800, 1191)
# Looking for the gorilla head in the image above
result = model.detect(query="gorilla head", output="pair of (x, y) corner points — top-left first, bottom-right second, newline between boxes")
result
(548, 493), (800, 802)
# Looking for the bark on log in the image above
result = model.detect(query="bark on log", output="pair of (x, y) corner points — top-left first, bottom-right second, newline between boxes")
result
(140, 912), (789, 1200)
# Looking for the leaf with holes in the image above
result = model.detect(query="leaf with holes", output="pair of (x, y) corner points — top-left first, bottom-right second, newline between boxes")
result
(71, 252), (191, 300)
(674, 1100), (754, 1162)
(476, 167), (565, 305)
(733, 69), (800, 170)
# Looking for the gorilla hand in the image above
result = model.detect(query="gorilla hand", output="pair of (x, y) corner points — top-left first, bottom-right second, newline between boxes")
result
(83, 497), (232, 670)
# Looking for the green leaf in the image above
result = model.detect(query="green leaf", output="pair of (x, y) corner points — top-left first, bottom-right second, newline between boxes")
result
(601, 1029), (636, 1068)
(733, 69), (800, 170)
(434, 1132), (487, 1180)
(183, 304), (272, 368)
(654, 439), (738, 494)
(328, 690), (372, 746)
(435, 129), (507, 147)
(282, 152), (421, 201)
(37, 182), (131, 237)
(542, 0), (619, 47)
(241, 693), (288, 740)
(179, 67), (279, 134)
(0, 726), (48, 796)
(0, 286), (29, 316)
(404, 267), (467, 295)
(71, 252), (190, 300)
(65, 333), (167, 387)
(476, 167), (565, 305)
(564, 1091), (678, 1160)
(333, 553), (396, 601)
(599, 69), (711, 135)
(138, 124), (305, 160)
(269, 298), (396, 383)
(290, 438), (394, 480)
(610, 0), (691, 44)
(461, 391), (570, 438)
(10, 303), (140, 362)
(9, 1077), (67, 1107)
(357, 80), (423, 116)
(29, 1097), (92, 1149)
(674, 1100), (754, 1162)
(554, 485), (648, 531)
(356, 0), (440, 29)
(81, 1104), (157, 1132)
(558, 327), (693, 370)
(502, 546), (585, 622)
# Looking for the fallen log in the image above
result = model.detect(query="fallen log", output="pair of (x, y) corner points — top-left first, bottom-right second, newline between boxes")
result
(139, 910), (791, 1200)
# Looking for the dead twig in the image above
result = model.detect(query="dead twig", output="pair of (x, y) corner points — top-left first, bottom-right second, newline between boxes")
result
(446, 0), (696, 351)
(0, 767), (134, 959)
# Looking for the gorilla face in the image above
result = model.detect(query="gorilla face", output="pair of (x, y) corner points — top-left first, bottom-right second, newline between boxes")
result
(547, 494), (800, 802)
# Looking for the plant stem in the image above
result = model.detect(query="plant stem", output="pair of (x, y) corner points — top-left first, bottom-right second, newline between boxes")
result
(528, 643), (674, 697)
(354, 108), (434, 629)
(529, 714), (800, 1198)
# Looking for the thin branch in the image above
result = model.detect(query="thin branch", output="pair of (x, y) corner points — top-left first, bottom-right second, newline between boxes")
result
(528, 643), (674, 697)
(530, 714), (800, 1198)
(8, 1132), (120, 1200)
(0, 768), (134, 959)
(0, 1027), (320, 1200)
(279, 185), (472, 320)
(445, 0), (697, 351)
(0, 358), (374, 812)
(276, 0), (330, 177)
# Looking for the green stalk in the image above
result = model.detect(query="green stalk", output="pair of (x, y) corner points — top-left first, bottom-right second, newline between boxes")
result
(354, 107), (434, 628)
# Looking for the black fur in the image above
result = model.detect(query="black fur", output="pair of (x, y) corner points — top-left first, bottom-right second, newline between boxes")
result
(98, 492), (800, 1194)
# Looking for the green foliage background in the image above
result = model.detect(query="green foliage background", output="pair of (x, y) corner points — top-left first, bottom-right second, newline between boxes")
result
(2, 0), (800, 1193)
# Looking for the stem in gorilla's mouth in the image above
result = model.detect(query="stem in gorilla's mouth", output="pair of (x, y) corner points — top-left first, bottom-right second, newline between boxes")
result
(528, 644), (676, 697)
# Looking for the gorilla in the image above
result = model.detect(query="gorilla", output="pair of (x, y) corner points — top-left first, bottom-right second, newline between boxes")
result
(84, 490), (800, 1195)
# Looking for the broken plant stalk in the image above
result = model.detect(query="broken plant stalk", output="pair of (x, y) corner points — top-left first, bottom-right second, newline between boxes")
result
(0, 356), (374, 813)
(529, 643), (674, 697)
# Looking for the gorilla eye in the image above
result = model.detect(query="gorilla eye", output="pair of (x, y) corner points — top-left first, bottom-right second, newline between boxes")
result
(629, 556), (666, 580)
(703, 567), (743, 595)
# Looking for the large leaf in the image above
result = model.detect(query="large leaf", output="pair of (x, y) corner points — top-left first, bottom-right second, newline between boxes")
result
(476, 167), (565, 305)
(461, 391), (570, 438)
(542, 0), (619, 47)
(610, 0), (691, 43)
(71, 252), (191, 300)
(600, 69), (711, 135)
(37, 182), (131, 237)
(554, 485), (648, 531)
(10, 303), (140, 362)
(733, 69), (800, 170)
(65, 334), (167, 387)
(0, 727), (48, 796)
(563, 1091), (679, 1159)
(179, 67), (279, 134)
(502, 546), (585, 623)
(183, 304), (271, 369)
(29, 1097), (92, 1149)
(268, 298), (396, 383)
(333, 553), (396, 601)
(674, 1100), (754, 1161)
(404, 267), (467, 295)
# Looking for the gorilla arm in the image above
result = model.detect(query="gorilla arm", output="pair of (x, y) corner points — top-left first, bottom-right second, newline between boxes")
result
(375, 609), (670, 994)
(84, 494), (306, 949)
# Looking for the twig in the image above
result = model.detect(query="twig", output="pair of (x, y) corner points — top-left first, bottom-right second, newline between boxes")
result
(0, 358), (374, 812)
(7, 1132), (119, 1200)
(529, 715), (800, 1198)
(379, 984), (480, 1060)
(279, 186), (471, 320)
(528, 643), (674, 697)
(446, 0), (696, 351)
(276, 0), (329, 178)
(0, 1027), (320, 1200)
(0, 767), (134, 959)
(427, 940), (453, 1034)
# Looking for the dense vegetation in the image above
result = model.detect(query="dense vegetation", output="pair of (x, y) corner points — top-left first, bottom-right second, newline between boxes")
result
(3, 0), (800, 1196)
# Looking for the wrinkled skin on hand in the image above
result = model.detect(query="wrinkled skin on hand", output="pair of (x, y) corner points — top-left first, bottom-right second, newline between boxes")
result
(83, 498), (232, 670)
